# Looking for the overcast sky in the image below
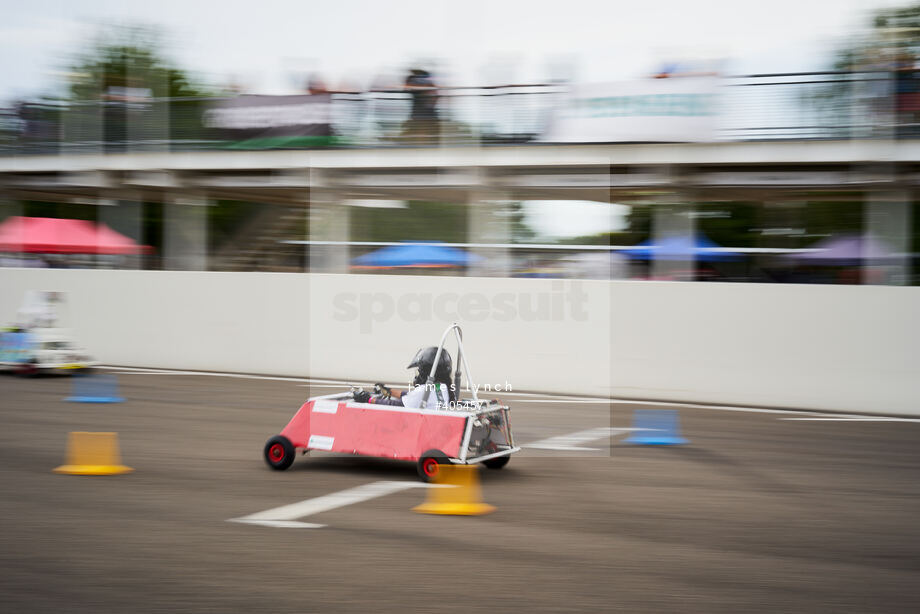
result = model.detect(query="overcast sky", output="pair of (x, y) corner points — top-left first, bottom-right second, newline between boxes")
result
(0, 0), (911, 100)
(0, 0), (910, 237)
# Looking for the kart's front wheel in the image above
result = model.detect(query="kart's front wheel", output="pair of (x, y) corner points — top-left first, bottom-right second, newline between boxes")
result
(264, 435), (295, 470)
(417, 449), (449, 482)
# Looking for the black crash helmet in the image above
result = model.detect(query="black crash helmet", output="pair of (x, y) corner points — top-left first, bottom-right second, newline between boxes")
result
(408, 346), (452, 383)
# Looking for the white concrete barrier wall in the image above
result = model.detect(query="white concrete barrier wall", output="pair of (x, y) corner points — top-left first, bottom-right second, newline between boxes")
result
(1, 268), (917, 415)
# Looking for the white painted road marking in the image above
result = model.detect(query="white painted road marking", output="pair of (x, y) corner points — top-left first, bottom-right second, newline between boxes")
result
(781, 417), (920, 422)
(228, 481), (440, 529)
(102, 366), (316, 383)
(102, 366), (915, 420)
(525, 427), (639, 451)
(508, 399), (617, 404)
(234, 519), (326, 529)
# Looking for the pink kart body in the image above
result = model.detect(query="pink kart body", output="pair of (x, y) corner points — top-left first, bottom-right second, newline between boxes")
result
(264, 324), (519, 478)
(281, 396), (471, 461)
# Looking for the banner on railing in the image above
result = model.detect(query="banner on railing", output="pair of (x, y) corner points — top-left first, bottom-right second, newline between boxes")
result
(542, 77), (719, 143)
(203, 94), (338, 148)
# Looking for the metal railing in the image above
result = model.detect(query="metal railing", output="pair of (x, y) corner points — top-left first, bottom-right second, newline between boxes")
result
(719, 71), (904, 141)
(2, 71), (918, 155)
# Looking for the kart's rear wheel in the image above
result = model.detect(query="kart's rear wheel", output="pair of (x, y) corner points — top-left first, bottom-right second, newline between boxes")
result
(417, 449), (448, 482)
(264, 435), (295, 470)
(483, 455), (510, 470)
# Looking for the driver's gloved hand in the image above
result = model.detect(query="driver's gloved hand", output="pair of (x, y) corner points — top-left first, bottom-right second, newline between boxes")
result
(353, 389), (371, 403)
(373, 383), (391, 398)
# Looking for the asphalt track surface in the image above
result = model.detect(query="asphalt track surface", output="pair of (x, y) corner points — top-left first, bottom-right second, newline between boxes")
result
(1, 370), (918, 613)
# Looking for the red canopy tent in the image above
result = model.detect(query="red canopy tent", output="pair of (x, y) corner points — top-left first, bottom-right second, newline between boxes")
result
(0, 216), (152, 254)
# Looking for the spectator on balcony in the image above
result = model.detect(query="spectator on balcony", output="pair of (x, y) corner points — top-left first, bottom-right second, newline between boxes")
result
(307, 74), (329, 95)
(895, 52), (920, 136)
(402, 68), (440, 144)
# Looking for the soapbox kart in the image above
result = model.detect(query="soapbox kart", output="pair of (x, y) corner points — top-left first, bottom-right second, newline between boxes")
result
(1, 292), (96, 375)
(263, 323), (520, 481)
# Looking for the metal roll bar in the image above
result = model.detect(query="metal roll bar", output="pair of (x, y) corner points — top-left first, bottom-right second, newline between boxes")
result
(420, 322), (480, 409)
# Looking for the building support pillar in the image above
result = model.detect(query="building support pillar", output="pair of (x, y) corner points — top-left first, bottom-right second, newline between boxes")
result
(466, 174), (511, 277)
(98, 194), (143, 269)
(308, 175), (350, 274)
(164, 194), (209, 271)
(864, 189), (911, 285)
(651, 192), (696, 281)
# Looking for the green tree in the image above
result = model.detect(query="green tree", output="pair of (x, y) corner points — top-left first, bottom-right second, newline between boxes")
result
(60, 24), (217, 149)
(826, 3), (920, 72)
(554, 203), (651, 247)
(350, 201), (470, 243)
(507, 201), (536, 243)
(804, 3), (920, 138)
(696, 202), (759, 248)
(67, 25), (211, 101)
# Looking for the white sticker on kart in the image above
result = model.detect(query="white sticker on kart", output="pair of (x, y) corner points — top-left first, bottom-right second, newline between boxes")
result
(312, 400), (339, 414)
(308, 434), (334, 450)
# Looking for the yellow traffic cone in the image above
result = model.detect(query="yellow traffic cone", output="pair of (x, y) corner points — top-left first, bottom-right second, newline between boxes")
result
(413, 464), (495, 515)
(53, 432), (134, 476)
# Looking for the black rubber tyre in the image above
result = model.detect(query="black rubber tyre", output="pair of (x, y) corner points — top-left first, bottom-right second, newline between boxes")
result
(483, 455), (510, 470)
(17, 360), (39, 377)
(264, 435), (296, 470)
(417, 449), (449, 482)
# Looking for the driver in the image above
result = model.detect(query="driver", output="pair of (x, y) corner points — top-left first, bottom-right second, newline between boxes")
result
(352, 346), (455, 408)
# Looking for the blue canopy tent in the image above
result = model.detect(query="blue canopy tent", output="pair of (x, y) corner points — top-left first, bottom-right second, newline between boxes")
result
(352, 241), (482, 269)
(620, 235), (743, 261)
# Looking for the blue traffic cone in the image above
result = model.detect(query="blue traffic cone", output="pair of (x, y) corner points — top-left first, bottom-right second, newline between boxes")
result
(623, 409), (687, 445)
(65, 373), (124, 403)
